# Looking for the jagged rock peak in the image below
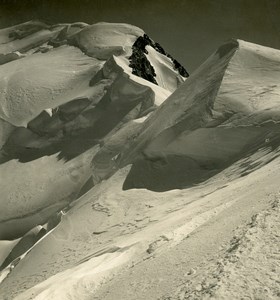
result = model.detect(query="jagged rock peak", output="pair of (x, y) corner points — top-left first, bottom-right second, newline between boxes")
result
(131, 34), (189, 76)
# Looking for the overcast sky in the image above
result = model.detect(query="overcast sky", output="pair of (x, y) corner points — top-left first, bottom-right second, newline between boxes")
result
(1, 0), (280, 73)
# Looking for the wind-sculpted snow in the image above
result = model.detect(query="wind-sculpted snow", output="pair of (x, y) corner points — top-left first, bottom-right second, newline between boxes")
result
(121, 39), (280, 191)
(0, 21), (184, 241)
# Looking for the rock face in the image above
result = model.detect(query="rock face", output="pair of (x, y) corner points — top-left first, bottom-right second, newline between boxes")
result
(0, 21), (280, 300)
(129, 36), (158, 85)
(128, 34), (189, 86)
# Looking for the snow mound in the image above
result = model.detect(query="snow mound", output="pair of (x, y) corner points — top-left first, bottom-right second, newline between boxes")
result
(69, 22), (144, 59)
(0, 46), (101, 127)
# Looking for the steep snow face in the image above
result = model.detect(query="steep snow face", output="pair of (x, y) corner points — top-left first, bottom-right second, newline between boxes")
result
(119, 40), (240, 167)
(144, 45), (185, 91)
(215, 40), (280, 124)
(120, 39), (280, 191)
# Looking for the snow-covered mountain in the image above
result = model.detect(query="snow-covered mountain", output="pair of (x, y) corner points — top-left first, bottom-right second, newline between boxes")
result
(0, 20), (187, 240)
(0, 21), (279, 300)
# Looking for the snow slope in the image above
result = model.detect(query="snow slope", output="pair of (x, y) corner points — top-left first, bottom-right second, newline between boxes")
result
(2, 144), (280, 300)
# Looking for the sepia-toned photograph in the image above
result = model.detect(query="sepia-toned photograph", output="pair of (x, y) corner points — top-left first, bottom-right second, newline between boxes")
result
(0, 1), (279, 299)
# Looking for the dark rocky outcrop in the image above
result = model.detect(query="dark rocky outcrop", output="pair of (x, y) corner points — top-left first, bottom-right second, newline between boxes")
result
(153, 40), (189, 77)
(129, 34), (189, 84)
(129, 36), (158, 85)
